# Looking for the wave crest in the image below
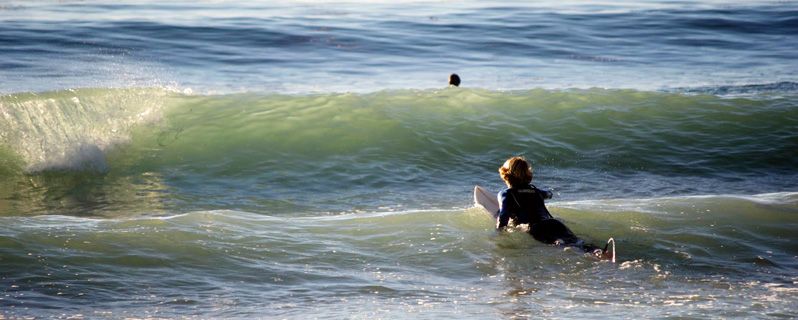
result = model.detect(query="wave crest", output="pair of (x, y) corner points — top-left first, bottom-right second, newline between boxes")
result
(0, 88), (171, 172)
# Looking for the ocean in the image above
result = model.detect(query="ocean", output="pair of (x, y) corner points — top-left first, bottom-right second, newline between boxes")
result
(1, 0), (797, 318)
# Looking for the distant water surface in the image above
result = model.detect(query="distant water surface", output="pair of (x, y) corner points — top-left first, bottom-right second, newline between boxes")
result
(2, 0), (797, 93)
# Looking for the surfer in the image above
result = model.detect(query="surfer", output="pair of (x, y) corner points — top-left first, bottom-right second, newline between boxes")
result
(448, 73), (461, 87)
(496, 156), (611, 258)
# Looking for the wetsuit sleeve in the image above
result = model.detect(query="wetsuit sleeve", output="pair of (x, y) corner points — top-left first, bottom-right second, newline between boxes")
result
(496, 190), (513, 230)
(531, 185), (553, 200)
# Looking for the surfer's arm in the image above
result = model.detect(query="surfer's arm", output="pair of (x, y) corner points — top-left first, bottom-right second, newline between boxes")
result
(496, 191), (512, 230)
(531, 185), (553, 199)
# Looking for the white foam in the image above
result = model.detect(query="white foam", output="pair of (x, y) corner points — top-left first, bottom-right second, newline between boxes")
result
(554, 191), (798, 213)
(0, 88), (169, 172)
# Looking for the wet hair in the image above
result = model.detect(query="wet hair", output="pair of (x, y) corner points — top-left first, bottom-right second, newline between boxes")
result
(499, 156), (533, 188)
(449, 73), (461, 87)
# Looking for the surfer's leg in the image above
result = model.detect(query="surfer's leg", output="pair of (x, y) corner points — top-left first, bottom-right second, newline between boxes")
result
(579, 242), (601, 253)
(530, 219), (579, 244)
(577, 239), (615, 261)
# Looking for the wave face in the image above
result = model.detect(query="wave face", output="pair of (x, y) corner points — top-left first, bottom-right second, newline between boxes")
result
(2, 87), (797, 216)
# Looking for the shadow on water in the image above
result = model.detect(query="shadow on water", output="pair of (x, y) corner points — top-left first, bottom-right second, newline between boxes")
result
(0, 170), (171, 218)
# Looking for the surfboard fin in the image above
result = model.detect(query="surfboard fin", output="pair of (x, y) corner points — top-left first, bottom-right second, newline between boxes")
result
(602, 238), (616, 263)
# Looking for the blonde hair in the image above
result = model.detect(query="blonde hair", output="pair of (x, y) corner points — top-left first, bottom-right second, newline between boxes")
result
(499, 156), (533, 188)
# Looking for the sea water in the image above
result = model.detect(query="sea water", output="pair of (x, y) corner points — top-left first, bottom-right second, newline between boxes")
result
(1, 1), (797, 318)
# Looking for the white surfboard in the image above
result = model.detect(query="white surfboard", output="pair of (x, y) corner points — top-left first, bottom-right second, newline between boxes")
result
(473, 185), (499, 220)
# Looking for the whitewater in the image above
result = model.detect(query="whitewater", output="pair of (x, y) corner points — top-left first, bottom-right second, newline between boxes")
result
(1, 1), (797, 318)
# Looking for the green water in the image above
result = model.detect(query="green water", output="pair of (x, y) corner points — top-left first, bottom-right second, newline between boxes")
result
(1, 87), (797, 318)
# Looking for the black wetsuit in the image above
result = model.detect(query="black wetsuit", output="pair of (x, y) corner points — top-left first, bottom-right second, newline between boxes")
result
(497, 184), (600, 252)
